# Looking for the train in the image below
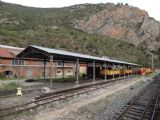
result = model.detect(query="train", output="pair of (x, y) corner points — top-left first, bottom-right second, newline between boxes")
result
(100, 67), (152, 77)
(137, 68), (152, 75)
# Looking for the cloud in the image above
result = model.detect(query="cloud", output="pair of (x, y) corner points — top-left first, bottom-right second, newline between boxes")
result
(129, 0), (160, 21)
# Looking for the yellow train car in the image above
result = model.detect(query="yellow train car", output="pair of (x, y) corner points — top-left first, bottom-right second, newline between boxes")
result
(120, 70), (126, 75)
(125, 70), (133, 74)
(145, 68), (152, 74)
(100, 69), (121, 76)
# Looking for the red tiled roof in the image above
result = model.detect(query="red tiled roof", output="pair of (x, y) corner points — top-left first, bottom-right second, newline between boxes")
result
(0, 48), (23, 58)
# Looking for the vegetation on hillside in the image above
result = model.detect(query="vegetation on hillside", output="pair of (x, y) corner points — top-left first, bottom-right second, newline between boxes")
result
(0, 1), (159, 67)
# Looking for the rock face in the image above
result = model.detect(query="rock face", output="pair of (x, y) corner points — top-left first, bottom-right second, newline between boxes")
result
(73, 3), (160, 51)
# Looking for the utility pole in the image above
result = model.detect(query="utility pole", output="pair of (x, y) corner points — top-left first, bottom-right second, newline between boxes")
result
(144, 44), (148, 67)
(145, 51), (148, 67)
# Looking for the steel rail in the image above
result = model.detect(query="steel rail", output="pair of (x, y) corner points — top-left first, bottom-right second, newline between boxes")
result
(0, 76), (134, 117)
(151, 89), (160, 120)
(140, 88), (159, 119)
(115, 75), (160, 120)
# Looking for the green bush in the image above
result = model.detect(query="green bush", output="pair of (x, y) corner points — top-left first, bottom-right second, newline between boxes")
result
(3, 82), (18, 90)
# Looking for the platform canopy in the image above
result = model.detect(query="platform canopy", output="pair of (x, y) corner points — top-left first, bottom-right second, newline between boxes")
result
(17, 45), (140, 66)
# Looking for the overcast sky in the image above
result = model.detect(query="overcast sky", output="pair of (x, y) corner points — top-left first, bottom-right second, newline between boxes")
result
(2, 0), (160, 21)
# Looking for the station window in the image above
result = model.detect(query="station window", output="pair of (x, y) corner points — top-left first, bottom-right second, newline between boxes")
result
(11, 59), (18, 65)
(11, 59), (24, 65)
(68, 71), (71, 73)
(19, 60), (24, 65)
(57, 70), (61, 73)
(57, 61), (64, 66)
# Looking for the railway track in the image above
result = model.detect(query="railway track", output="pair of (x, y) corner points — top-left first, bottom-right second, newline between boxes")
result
(0, 90), (16, 98)
(114, 74), (160, 120)
(0, 76), (134, 117)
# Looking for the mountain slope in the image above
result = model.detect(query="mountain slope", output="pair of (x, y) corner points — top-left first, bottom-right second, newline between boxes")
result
(73, 3), (160, 51)
(0, 1), (159, 67)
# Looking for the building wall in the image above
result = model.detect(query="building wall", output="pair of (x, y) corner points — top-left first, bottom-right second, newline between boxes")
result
(79, 64), (87, 75)
(0, 58), (79, 79)
(0, 58), (11, 64)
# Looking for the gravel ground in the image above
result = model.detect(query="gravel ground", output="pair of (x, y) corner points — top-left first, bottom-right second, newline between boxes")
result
(14, 76), (149, 120)
(1, 73), (158, 120)
(94, 80), (150, 120)
(0, 81), (75, 109)
(0, 77), (134, 109)
(56, 77), (152, 120)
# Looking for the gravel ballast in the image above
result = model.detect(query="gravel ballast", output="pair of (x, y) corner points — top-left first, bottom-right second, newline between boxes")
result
(29, 75), (154, 120)
(59, 77), (152, 120)
(1, 73), (157, 120)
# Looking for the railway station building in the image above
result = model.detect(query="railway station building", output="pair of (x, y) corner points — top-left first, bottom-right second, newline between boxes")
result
(0, 45), (86, 79)
(17, 45), (140, 87)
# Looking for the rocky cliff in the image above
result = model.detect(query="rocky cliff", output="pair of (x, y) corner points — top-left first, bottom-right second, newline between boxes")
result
(73, 3), (160, 51)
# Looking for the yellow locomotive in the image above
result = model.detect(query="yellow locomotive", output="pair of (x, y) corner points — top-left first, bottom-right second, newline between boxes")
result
(137, 68), (152, 75)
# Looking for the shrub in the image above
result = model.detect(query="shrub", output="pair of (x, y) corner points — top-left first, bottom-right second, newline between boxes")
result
(3, 82), (18, 90)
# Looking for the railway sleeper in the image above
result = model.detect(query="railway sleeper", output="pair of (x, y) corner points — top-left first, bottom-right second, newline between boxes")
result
(144, 114), (153, 119)
(120, 106), (128, 111)
(124, 114), (141, 120)
(130, 106), (148, 111)
(129, 109), (143, 114)
(131, 103), (150, 107)
(126, 111), (143, 117)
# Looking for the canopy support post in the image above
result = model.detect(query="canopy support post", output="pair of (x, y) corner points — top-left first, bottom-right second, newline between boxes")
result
(132, 66), (134, 76)
(17, 58), (20, 84)
(43, 59), (46, 80)
(119, 64), (121, 78)
(113, 63), (115, 80)
(105, 61), (107, 80)
(135, 66), (137, 76)
(62, 61), (64, 80)
(93, 60), (96, 82)
(86, 62), (88, 77)
(50, 55), (53, 89)
(128, 65), (129, 77)
(124, 64), (126, 78)
(55, 61), (57, 78)
(76, 58), (79, 86)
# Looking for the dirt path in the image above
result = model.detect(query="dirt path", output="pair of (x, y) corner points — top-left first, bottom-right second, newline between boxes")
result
(34, 77), (143, 120)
